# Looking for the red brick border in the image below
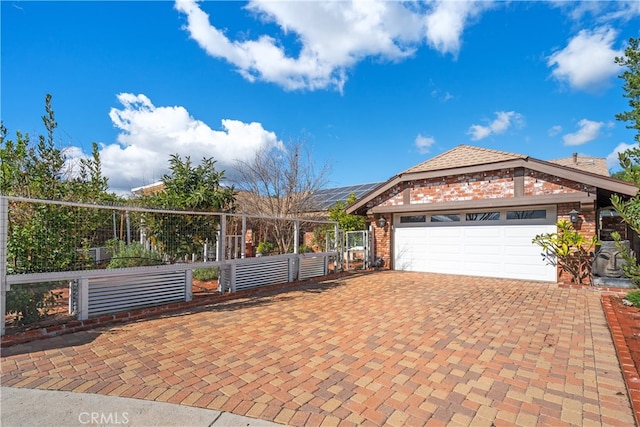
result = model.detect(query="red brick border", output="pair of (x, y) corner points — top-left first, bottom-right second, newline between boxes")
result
(602, 295), (640, 426)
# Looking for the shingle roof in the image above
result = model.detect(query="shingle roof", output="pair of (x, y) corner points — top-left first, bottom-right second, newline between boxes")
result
(548, 155), (609, 176)
(403, 145), (527, 173)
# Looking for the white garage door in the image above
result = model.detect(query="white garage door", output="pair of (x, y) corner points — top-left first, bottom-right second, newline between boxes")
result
(393, 208), (557, 282)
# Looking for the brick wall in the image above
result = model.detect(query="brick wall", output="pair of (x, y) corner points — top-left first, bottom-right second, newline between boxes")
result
(371, 215), (391, 268)
(525, 171), (595, 196)
(556, 202), (597, 285)
(368, 169), (599, 282)
(381, 169), (516, 207)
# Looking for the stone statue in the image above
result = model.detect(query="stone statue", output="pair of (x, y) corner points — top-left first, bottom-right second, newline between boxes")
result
(592, 240), (632, 278)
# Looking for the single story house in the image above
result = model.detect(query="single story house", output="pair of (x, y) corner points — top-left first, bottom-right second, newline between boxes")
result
(346, 145), (638, 283)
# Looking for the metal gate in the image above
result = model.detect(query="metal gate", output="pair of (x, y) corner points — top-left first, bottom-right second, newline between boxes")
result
(345, 230), (371, 270)
(326, 229), (371, 270)
(326, 229), (344, 272)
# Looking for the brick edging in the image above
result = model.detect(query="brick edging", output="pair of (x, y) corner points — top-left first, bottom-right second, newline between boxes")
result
(1, 270), (364, 348)
(601, 295), (640, 426)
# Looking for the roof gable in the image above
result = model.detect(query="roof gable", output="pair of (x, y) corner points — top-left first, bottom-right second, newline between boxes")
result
(403, 145), (526, 173)
(347, 145), (637, 215)
(548, 154), (609, 176)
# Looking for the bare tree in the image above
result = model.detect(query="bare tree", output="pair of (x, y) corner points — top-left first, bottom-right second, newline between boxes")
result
(234, 141), (330, 254)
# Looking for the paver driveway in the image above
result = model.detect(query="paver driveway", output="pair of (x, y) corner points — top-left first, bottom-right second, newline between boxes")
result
(1, 271), (635, 426)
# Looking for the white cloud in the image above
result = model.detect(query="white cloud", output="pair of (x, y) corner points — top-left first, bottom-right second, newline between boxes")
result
(547, 27), (623, 92)
(548, 125), (563, 137)
(174, 0), (490, 91)
(562, 118), (612, 146)
(551, 1), (640, 24)
(606, 142), (636, 170)
(423, 0), (488, 57)
(61, 145), (89, 179)
(467, 111), (524, 141)
(92, 93), (282, 194)
(415, 134), (435, 154)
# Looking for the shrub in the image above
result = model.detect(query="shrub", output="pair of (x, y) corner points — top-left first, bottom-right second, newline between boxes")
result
(532, 220), (599, 285)
(193, 267), (219, 282)
(256, 241), (275, 255)
(611, 231), (640, 288)
(6, 282), (63, 326)
(298, 244), (314, 253)
(107, 240), (164, 268)
(625, 290), (640, 307)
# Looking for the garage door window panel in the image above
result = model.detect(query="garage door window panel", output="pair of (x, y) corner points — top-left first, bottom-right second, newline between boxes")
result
(466, 212), (500, 221)
(431, 214), (460, 223)
(400, 215), (426, 223)
(507, 209), (546, 220)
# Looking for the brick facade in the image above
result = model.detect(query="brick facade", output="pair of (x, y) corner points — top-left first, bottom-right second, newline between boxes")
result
(378, 169), (595, 209)
(369, 168), (599, 282)
(525, 170), (595, 195)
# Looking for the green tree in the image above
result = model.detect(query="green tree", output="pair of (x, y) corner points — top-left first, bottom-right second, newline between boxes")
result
(613, 37), (640, 184)
(328, 192), (366, 232)
(2, 95), (78, 273)
(611, 37), (640, 287)
(1, 94), (115, 324)
(140, 154), (236, 261)
(615, 37), (640, 145)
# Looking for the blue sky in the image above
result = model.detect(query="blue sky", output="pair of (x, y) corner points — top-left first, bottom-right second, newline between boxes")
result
(2, 1), (639, 195)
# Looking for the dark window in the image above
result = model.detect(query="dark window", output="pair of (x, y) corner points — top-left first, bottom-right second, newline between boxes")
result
(431, 214), (460, 222)
(506, 209), (546, 220)
(466, 212), (499, 221)
(400, 215), (426, 223)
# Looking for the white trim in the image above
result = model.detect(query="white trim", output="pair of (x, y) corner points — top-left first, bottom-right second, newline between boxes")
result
(394, 205), (557, 227)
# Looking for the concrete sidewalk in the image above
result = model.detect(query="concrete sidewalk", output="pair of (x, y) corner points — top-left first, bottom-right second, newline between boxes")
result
(1, 387), (284, 427)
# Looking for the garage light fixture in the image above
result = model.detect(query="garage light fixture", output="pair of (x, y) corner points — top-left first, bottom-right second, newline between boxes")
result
(376, 217), (387, 228)
(569, 209), (580, 224)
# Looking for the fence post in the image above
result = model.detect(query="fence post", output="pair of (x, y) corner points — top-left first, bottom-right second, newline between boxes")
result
(241, 216), (246, 259)
(0, 197), (7, 336)
(230, 264), (236, 293)
(78, 278), (89, 321)
(125, 210), (131, 244)
(334, 223), (340, 273)
(218, 215), (226, 262)
(185, 269), (193, 302)
(324, 254), (328, 276)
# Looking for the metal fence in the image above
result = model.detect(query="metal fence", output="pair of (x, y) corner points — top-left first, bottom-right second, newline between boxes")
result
(1, 196), (339, 335)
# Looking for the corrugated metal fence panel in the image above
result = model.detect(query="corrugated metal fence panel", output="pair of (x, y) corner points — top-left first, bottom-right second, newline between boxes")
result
(299, 255), (327, 280)
(88, 271), (186, 316)
(234, 258), (290, 291)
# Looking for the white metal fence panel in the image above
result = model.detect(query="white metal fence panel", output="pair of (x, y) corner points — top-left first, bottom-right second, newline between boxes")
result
(230, 257), (291, 292)
(87, 271), (187, 316)
(299, 254), (327, 280)
(2, 196), (340, 335)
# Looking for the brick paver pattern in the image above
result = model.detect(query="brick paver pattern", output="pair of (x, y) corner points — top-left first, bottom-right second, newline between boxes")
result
(1, 271), (635, 426)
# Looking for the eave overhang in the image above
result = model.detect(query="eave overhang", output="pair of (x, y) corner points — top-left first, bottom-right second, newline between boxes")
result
(368, 192), (595, 216)
(346, 157), (637, 216)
